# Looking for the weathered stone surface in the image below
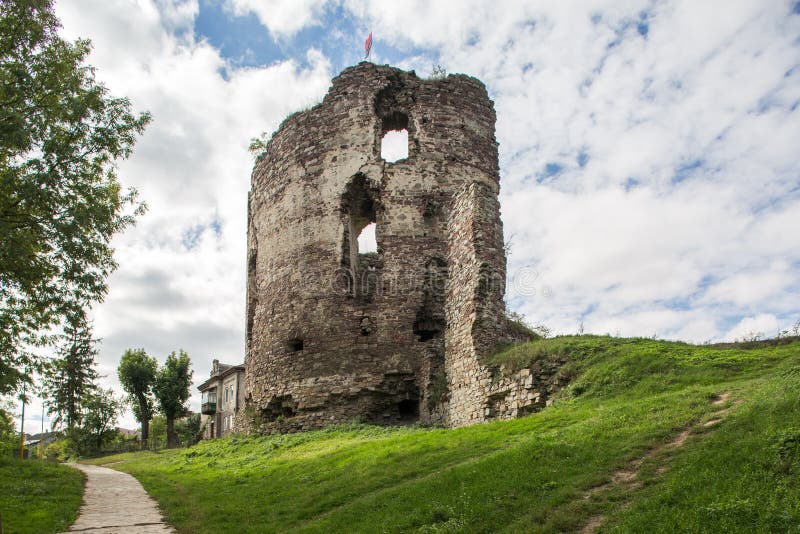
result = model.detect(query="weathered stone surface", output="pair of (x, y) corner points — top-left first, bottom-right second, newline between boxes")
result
(243, 62), (527, 431)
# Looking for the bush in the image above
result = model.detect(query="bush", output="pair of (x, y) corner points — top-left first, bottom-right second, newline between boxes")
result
(46, 438), (80, 461)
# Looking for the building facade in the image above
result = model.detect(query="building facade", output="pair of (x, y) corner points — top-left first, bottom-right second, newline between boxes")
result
(198, 359), (245, 439)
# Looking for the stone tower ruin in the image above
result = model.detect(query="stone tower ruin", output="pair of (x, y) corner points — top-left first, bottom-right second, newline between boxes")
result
(244, 63), (511, 430)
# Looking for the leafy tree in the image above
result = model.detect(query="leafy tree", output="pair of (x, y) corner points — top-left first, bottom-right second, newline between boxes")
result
(117, 348), (157, 449)
(0, 0), (151, 395)
(0, 399), (15, 455)
(148, 414), (166, 447)
(154, 350), (192, 448)
(78, 387), (121, 452)
(42, 315), (99, 429)
(175, 412), (203, 448)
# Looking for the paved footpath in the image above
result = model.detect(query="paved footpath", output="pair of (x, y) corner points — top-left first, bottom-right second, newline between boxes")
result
(61, 463), (174, 533)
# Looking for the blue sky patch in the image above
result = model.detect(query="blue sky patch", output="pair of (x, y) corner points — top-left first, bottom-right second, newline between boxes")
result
(195, 0), (281, 67)
(182, 224), (206, 250)
(672, 158), (704, 184)
(544, 162), (563, 177)
(194, 1), (374, 73)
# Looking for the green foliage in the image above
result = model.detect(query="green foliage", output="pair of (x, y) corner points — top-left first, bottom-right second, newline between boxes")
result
(0, 456), (84, 533)
(0, 404), (15, 456)
(504, 309), (541, 342)
(248, 134), (270, 155)
(91, 337), (800, 533)
(430, 64), (447, 79)
(118, 348), (157, 445)
(0, 0), (150, 395)
(153, 350), (192, 448)
(774, 428), (800, 475)
(149, 414), (166, 442)
(45, 436), (79, 461)
(77, 387), (122, 451)
(42, 315), (99, 429)
(43, 389), (122, 459)
(175, 413), (203, 448)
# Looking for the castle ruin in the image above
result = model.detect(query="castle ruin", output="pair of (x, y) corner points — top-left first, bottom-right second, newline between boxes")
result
(244, 63), (549, 432)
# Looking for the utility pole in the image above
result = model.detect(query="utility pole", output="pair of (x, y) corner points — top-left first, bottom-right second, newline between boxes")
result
(40, 403), (45, 461)
(18, 382), (26, 461)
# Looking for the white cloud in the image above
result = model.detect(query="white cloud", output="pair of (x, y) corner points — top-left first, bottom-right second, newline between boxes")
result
(725, 314), (782, 341)
(226, 0), (328, 38)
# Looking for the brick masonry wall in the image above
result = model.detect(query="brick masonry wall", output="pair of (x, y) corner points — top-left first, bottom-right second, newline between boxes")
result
(244, 62), (546, 432)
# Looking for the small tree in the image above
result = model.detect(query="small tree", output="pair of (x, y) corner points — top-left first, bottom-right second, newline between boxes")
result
(148, 414), (166, 447)
(78, 387), (121, 453)
(118, 348), (157, 449)
(430, 64), (447, 79)
(153, 350), (192, 448)
(43, 315), (99, 430)
(175, 413), (203, 448)
(0, 399), (15, 455)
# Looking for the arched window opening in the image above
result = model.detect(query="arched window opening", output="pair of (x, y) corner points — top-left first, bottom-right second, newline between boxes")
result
(341, 174), (381, 301)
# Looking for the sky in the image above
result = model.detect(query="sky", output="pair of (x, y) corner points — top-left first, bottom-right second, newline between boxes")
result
(17, 0), (800, 432)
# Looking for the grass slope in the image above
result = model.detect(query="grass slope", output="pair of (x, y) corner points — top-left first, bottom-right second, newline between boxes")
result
(0, 457), (84, 534)
(88, 336), (800, 533)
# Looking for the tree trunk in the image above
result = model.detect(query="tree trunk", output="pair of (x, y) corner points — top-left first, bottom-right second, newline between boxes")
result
(166, 416), (177, 448)
(140, 416), (149, 450)
(138, 394), (150, 450)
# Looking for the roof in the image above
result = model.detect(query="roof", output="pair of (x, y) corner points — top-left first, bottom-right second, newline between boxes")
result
(197, 363), (244, 392)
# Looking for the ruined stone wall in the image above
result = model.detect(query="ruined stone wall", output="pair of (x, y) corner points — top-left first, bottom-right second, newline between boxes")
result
(245, 63), (507, 431)
(443, 182), (506, 426)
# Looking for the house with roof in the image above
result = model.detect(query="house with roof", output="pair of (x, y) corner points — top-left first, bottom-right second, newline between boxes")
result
(198, 359), (245, 439)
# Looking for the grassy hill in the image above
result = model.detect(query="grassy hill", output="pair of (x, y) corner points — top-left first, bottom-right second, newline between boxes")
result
(86, 336), (800, 533)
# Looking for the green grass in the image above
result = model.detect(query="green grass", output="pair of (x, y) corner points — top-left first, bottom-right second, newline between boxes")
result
(88, 336), (800, 533)
(0, 457), (84, 533)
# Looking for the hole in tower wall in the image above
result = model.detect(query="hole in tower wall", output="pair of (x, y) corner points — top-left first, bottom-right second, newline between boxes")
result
(397, 398), (419, 419)
(286, 338), (304, 352)
(413, 258), (447, 342)
(357, 222), (377, 253)
(381, 129), (408, 162)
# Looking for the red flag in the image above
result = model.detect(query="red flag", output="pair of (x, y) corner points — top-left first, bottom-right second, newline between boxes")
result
(364, 31), (373, 59)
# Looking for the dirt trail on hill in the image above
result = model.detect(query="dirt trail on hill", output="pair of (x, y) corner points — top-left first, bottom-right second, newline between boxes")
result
(579, 392), (733, 533)
(60, 463), (174, 533)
